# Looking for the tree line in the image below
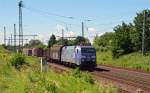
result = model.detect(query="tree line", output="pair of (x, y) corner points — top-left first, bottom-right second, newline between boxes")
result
(23, 35), (90, 49)
(48, 35), (91, 48)
(93, 10), (150, 58)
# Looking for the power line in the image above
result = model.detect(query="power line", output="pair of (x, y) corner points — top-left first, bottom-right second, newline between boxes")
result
(91, 19), (133, 27)
(23, 6), (80, 26)
(22, 2), (134, 29)
(24, 6), (74, 20)
(19, 1), (138, 40)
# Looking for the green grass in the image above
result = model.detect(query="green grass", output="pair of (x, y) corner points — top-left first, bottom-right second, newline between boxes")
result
(97, 51), (150, 72)
(0, 46), (117, 93)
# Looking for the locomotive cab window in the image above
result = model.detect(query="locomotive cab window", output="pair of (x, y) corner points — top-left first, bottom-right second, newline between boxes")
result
(81, 48), (95, 53)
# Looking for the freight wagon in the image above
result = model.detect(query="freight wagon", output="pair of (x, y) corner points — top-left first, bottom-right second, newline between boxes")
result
(32, 48), (44, 57)
(44, 48), (51, 60)
(49, 45), (63, 62)
(22, 48), (44, 57)
(22, 48), (32, 56)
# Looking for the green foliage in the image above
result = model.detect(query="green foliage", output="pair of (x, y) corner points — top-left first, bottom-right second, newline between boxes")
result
(1, 44), (7, 49)
(56, 38), (68, 46)
(67, 40), (75, 45)
(82, 72), (94, 84)
(24, 39), (45, 49)
(70, 68), (81, 78)
(0, 47), (117, 93)
(10, 53), (26, 69)
(48, 34), (56, 48)
(56, 36), (91, 46)
(94, 9), (150, 57)
(29, 39), (43, 47)
(112, 22), (134, 58)
(0, 45), (10, 54)
(30, 74), (60, 93)
(93, 32), (114, 51)
(74, 36), (91, 45)
(74, 36), (86, 45)
(134, 9), (150, 52)
(97, 51), (150, 72)
(70, 68), (94, 84)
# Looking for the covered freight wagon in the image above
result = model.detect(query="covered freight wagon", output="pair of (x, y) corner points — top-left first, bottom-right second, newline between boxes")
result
(22, 48), (32, 56)
(50, 45), (63, 62)
(32, 48), (43, 57)
(44, 48), (51, 61)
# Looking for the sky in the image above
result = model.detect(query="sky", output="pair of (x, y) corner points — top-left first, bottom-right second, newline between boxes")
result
(0, 0), (150, 45)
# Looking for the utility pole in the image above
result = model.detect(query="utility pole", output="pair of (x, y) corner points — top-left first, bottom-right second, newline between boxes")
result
(18, 1), (23, 51)
(82, 22), (84, 37)
(62, 29), (64, 39)
(14, 24), (16, 52)
(62, 29), (64, 45)
(142, 10), (146, 56)
(10, 34), (13, 51)
(4, 26), (6, 45)
(8, 37), (10, 50)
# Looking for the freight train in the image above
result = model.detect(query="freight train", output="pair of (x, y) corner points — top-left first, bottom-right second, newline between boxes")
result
(23, 45), (97, 68)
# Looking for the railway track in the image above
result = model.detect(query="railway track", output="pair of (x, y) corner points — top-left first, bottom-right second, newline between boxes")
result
(92, 66), (150, 93)
(47, 62), (150, 93)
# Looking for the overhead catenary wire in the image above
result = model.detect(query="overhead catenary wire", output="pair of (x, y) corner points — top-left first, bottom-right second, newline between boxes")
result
(23, 6), (81, 27)
(23, 4), (134, 27)
(23, 4), (131, 27)
(24, 6), (74, 19)
(20, 2), (135, 39)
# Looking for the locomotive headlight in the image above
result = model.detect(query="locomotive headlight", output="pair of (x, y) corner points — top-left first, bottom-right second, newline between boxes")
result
(92, 59), (95, 62)
(91, 56), (96, 58)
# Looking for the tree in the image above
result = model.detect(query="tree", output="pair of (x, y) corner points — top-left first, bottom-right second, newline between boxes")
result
(67, 40), (75, 46)
(74, 36), (90, 45)
(112, 22), (133, 57)
(93, 9), (150, 57)
(134, 9), (150, 52)
(56, 38), (68, 46)
(25, 39), (45, 48)
(93, 32), (114, 51)
(48, 34), (56, 48)
(56, 36), (91, 46)
(129, 23), (140, 51)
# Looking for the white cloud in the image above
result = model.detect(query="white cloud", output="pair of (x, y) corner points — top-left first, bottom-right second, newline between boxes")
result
(36, 32), (52, 45)
(65, 31), (76, 37)
(88, 27), (97, 33)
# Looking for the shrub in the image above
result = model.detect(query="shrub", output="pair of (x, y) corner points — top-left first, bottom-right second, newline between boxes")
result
(71, 68), (81, 78)
(82, 72), (94, 84)
(10, 53), (26, 69)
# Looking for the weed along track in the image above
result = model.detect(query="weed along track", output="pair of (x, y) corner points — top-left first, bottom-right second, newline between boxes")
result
(47, 62), (150, 93)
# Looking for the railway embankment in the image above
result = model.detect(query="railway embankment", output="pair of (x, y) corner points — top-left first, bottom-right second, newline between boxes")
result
(97, 51), (150, 72)
(0, 46), (117, 93)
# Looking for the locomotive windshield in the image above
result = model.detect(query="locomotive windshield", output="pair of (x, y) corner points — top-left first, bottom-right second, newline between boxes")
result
(81, 48), (95, 54)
